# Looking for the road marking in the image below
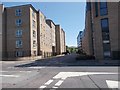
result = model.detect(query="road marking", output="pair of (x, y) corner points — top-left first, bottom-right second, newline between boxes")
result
(39, 85), (47, 88)
(0, 75), (19, 77)
(106, 80), (119, 88)
(55, 80), (64, 86)
(0, 71), (31, 73)
(39, 72), (118, 89)
(45, 80), (53, 85)
(53, 72), (118, 79)
(52, 86), (58, 88)
(19, 71), (31, 73)
(28, 67), (45, 69)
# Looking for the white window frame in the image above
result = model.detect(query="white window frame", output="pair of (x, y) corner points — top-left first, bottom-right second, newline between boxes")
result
(15, 9), (22, 16)
(16, 19), (22, 26)
(15, 51), (23, 57)
(103, 51), (111, 57)
(16, 40), (22, 48)
(33, 40), (36, 48)
(16, 30), (22, 37)
(32, 20), (35, 28)
(32, 11), (35, 18)
(33, 30), (36, 38)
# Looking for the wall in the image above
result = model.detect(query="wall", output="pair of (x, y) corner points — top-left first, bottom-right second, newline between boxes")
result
(6, 5), (31, 58)
(0, 4), (4, 59)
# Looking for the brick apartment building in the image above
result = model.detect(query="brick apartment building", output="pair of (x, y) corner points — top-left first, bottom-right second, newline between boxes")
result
(0, 4), (4, 59)
(79, 1), (120, 60)
(1, 4), (66, 60)
(55, 25), (66, 55)
(3, 4), (38, 58)
(46, 19), (56, 56)
(77, 31), (83, 51)
(37, 11), (53, 58)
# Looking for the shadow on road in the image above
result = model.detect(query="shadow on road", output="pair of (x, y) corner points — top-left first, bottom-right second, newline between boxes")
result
(14, 54), (120, 68)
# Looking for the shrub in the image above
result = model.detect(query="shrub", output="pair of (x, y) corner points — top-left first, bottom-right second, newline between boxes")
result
(76, 55), (95, 60)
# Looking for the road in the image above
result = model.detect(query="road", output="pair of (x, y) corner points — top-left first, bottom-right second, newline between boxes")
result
(0, 54), (119, 90)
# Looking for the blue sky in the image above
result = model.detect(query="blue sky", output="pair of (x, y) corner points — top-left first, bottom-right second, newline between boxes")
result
(3, 2), (86, 47)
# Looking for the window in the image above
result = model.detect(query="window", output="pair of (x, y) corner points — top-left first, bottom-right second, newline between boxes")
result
(86, 2), (91, 11)
(33, 51), (37, 56)
(101, 18), (109, 32)
(33, 40), (36, 47)
(16, 40), (22, 48)
(103, 43), (111, 57)
(32, 20), (35, 28)
(95, 2), (98, 17)
(33, 30), (36, 38)
(102, 32), (110, 40)
(101, 18), (111, 58)
(16, 9), (22, 16)
(100, 1), (107, 16)
(16, 19), (22, 26)
(16, 30), (22, 37)
(15, 51), (23, 57)
(32, 11), (35, 18)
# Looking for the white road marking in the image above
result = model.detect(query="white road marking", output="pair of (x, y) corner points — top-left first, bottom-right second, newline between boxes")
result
(45, 80), (53, 85)
(0, 75), (19, 77)
(0, 71), (31, 73)
(53, 72), (118, 79)
(7, 67), (18, 69)
(19, 71), (31, 73)
(28, 67), (45, 69)
(39, 72), (118, 89)
(55, 80), (64, 86)
(106, 80), (119, 88)
(52, 86), (58, 88)
(39, 85), (47, 88)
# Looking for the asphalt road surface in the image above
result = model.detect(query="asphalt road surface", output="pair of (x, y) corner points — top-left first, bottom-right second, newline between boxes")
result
(1, 54), (120, 90)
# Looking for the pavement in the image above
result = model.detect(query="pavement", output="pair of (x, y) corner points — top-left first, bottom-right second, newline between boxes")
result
(0, 54), (120, 90)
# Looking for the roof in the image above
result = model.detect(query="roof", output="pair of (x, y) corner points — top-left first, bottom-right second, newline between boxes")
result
(46, 19), (56, 26)
(5, 4), (38, 12)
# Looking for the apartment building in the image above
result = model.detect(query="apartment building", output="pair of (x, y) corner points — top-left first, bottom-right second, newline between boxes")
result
(55, 25), (66, 55)
(46, 19), (56, 56)
(81, 1), (120, 60)
(77, 31), (83, 50)
(0, 4), (4, 59)
(37, 11), (53, 58)
(4, 4), (38, 58)
(61, 28), (66, 53)
(1, 4), (66, 60)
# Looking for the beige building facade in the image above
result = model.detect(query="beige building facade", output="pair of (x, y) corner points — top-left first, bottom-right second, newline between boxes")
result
(46, 19), (56, 55)
(81, 1), (120, 60)
(2, 4), (66, 60)
(4, 4), (38, 58)
(37, 11), (53, 58)
(0, 4), (4, 59)
(55, 25), (66, 55)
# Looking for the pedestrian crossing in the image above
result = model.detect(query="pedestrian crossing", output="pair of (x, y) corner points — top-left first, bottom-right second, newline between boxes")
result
(1, 69), (119, 89)
(39, 71), (119, 89)
(40, 78), (65, 89)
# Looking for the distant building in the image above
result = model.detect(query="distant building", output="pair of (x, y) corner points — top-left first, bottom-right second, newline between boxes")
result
(55, 25), (66, 55)
(46, 19), (56, 56)
(77, 31), (83, 50)
(81, 1), (120, 60)
(37, 11), (53, 58)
